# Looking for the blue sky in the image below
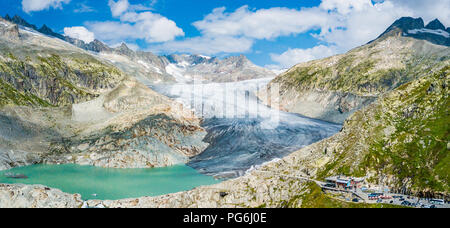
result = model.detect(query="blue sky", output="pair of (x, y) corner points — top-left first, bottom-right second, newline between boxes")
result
(1, 0), (449, 69)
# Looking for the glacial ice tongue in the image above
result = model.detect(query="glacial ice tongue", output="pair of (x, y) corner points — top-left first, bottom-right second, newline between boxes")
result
(151, 78), (341, 179)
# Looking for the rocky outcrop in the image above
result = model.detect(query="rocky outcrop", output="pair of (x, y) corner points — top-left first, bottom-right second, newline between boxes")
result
(43, 79), (208, 168)
(0, 18), (20, 41)
(0, 184), (83, 208)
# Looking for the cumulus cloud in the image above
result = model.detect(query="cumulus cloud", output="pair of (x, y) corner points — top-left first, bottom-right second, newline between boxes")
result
(149, 5), (334, 55)
(63, 26), (95, 43)
(22, 0), (70, 13)
(87, 0), (184, 45)
(270, 45), (337, 69)
(378, 0), (450, 25)
(193, 6), (332, 40)
(163, 0), (448, 65)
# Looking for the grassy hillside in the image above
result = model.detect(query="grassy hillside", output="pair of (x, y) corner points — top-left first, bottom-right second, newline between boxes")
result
(0, 52), (125, 107)
(316, 64), (449, 195)
(274, 36), (449, 97)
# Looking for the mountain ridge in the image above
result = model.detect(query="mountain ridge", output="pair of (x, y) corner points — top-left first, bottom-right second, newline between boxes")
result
(1, 14), (274, 83)
(260, 16), (449, 124)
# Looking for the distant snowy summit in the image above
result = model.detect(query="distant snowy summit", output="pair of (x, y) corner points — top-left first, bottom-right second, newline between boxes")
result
(164, 54), (275, 83)
(376, 17), (449, 46)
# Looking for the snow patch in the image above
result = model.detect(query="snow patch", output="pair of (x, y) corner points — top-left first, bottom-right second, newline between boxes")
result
(407, 28), (450, 38)
(199, 55), (212, 60)
(165, 63), (188, 83)
(245, 158), (282, 175)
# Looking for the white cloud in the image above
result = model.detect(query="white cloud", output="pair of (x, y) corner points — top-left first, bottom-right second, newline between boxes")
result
(193, 6), (332, 40)
(270, 45), (337, 69)
(22, 0), (70, 13)
(109, 0), (129, 17)
(63, 26), (95, 43)
(164, 0), (449, 64)
(381, 0), (450, 25)
(87, 0), (183, 45)
(319, 0), (373, 14)
(151, 36), (254, 55)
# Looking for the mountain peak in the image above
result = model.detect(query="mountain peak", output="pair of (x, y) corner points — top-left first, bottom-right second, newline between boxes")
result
(6, 14), (38, 30)
(38, 24), (51, 33)
(425, 18), (445, 30)
(38, 24), (65, 39)
(87, 39), (112, 53)
(382, 17), (424, 36)
(118, 43), (130, 51)
(375, 16), (449, 46)
(114, 43), (134, 56)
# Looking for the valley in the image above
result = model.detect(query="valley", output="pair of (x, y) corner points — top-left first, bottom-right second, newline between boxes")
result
(0, 12), (448, 208)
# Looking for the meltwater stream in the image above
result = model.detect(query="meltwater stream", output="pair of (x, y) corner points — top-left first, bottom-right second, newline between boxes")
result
(151, 78), (341, 179)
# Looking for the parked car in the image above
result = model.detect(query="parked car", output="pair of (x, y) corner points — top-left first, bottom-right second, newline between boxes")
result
(352, 198), (359, 203)
(401, 201), (412, 206)
(430, 199), (444, 205)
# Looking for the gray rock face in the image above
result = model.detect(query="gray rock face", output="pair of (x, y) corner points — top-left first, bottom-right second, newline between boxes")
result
(260, 89), (376, 124)
(45, 113), (208, 168)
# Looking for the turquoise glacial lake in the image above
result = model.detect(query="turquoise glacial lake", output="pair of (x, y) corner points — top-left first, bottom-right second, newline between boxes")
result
(0, 164), (220, 200)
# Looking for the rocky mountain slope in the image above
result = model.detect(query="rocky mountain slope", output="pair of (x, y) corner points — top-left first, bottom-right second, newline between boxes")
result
(259, 17), (449, 124)
(2, 15), (274, 84)
(0, 17), (207, 170)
